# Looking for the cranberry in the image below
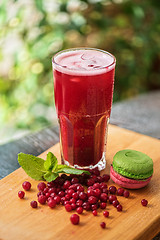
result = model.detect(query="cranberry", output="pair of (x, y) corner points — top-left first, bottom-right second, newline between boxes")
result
(94, 189), (101, 198)
(38, 195), (47, 205)
(72, 192), (79, 200)
(100, 193), (108, 202)
(37, 182), (46, 191)
(47, 181), (55, 188)
(88, 196), (98, 205)
(69, 183), (78, 191)
(30, 200), (38, 208)
(65, 194), (71, 201)
(63, 180), (71, 189)
(18, 190), (25, 199)
(76, 199), (83, 207)
(100, 222), (106, 229)
(93, 183), (100, 189)
(102, 188), (108, 194)
(77, 185), (84, 192)
(82, 202), (91, 211)
(100, 182), (107, 190)
(87, 189), (95, 197)
(67, 189), (75, 197)
(87, 178), (95, 186)
(22, 181), (31, 191)
(64, 200), (70, 205)
(97, 176), (103, 183)
(43, 188), (49, 194)
(70, 198), (76, 204)
(37, 191), (43, 197)
(102, 174), (110, 182)
(57, 191), (64, 197)
(123, 190), (130, 198)
(91, 204), (98, 210)
(70, 214), (79, 225)
(50, 192), (56, 198)
(76, 207), (83, 214)
(112, 200), (119, 207)
(100, 202), (106, 209)
(116, 204), (123, 211)
(79, 192), (87, 201)
(109, 195), (117, 203)
(103, 210), (109, 218)
(109, 186), (117, 194)
(61, 197), (66, 204)
(92, 210), (98, 216)
(92, 168), (100, 176)
(71, 177), (79, 184)
(54, 195), (61, 204)
(45, 192), (50, 198)
(65, 204), (72, 212)
(117, 188), (124, 196)
(141, 199), (148, 207)
(71, 203), (77, 210)
(48, 187), (56, 194)
(48, 199), (56, 208)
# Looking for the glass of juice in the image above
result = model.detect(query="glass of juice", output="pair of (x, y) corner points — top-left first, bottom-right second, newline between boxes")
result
(52, 48), (116, 170)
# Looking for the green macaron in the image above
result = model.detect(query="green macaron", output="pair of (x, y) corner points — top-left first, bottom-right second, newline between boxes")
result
(112, 149), (153, 180)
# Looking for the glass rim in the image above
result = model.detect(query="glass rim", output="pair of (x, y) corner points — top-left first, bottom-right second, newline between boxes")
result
(52, 47), (116, 72)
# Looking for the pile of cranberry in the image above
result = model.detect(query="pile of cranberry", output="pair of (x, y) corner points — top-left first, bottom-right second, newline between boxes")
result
(18, 168), (148, 228)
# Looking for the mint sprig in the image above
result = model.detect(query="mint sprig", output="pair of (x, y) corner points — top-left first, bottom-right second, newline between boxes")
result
(18, 152), (90, 182)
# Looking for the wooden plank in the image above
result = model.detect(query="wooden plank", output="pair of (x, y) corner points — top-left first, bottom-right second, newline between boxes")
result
(0, 125), (160, 240)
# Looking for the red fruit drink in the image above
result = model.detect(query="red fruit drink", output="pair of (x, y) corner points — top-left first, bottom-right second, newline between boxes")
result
(52, 48), (116, 170)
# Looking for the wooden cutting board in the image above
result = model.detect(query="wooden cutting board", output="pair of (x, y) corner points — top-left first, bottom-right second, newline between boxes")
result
(0, 125), (160, 240)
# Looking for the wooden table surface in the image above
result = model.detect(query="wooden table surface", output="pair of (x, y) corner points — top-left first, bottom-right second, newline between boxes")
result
(0, 91), (160, 239)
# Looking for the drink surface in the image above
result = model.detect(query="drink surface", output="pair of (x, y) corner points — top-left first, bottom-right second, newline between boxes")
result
(53, 49), (115, 168)
(54, 49), (115, 76)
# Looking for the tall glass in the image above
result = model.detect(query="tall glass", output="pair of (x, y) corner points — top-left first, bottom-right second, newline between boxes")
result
(52, 48), (116, 170)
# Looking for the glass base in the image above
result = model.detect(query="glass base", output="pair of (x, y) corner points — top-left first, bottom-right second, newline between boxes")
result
(61, 152), (106, 171)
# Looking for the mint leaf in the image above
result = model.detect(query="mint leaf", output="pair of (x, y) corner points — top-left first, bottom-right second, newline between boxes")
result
(56, 165), (90, 175)
(44, 152), (58, 171)
(44, 172), (59, 182)
(18, 153), (46, 180)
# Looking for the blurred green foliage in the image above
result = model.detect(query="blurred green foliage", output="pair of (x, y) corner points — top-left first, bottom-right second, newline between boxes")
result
(0, 0), (160, 135)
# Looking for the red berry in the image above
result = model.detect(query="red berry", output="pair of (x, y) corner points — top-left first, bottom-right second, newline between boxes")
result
(87, 178), (95, 186)
(79, 192), (87, 201)
(37, 182), (46, 191)
(18, 190), (25, 199)
(100, 202), (106, 209)
(71, 177), (79, 184)
(92, 210), (98, 216)
(38, 195), (47, 205)
(100, 193), (108, 202)
(116, 204), (123, 211)
(123, 190), (130, 198)
(82, 201), (91, 211)
(43, 187), (49, 194)
(58, 191), (65, 197)
(77, 185), (84, 192)
(87, 189), (95, 197)
(76, 207), (83, 214)
(102, 174), (110, 182)
(88, 196), (98, 205)
(141, 199), (148, 207)
(70, 214), (80, 225)
(103, 211), (109, 218)
(54, 195), (61, 204)
(112, 200), (119, 207)
(63, 180), (71, 189)
(109, 195), (117, 203)
(71, 203), (77, 210)
(72, 192), (79, 200)
(22, 181), (31, 191)
(65, 204), (72, 212)
(91, 204), (98, 210)
(48, 199), (56, 208)
(30, 201), (38, 208)
(76, 199), (83, 207)
(100, 222), (106, 229)
(93, 183), (100, 189)
(94, 189), (101, 198)
(117, 188), (124, 196)
(109, 186), (117, 194)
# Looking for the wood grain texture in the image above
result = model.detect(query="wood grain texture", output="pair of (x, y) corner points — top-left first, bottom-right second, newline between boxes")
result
(0, 125), (160, 240)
